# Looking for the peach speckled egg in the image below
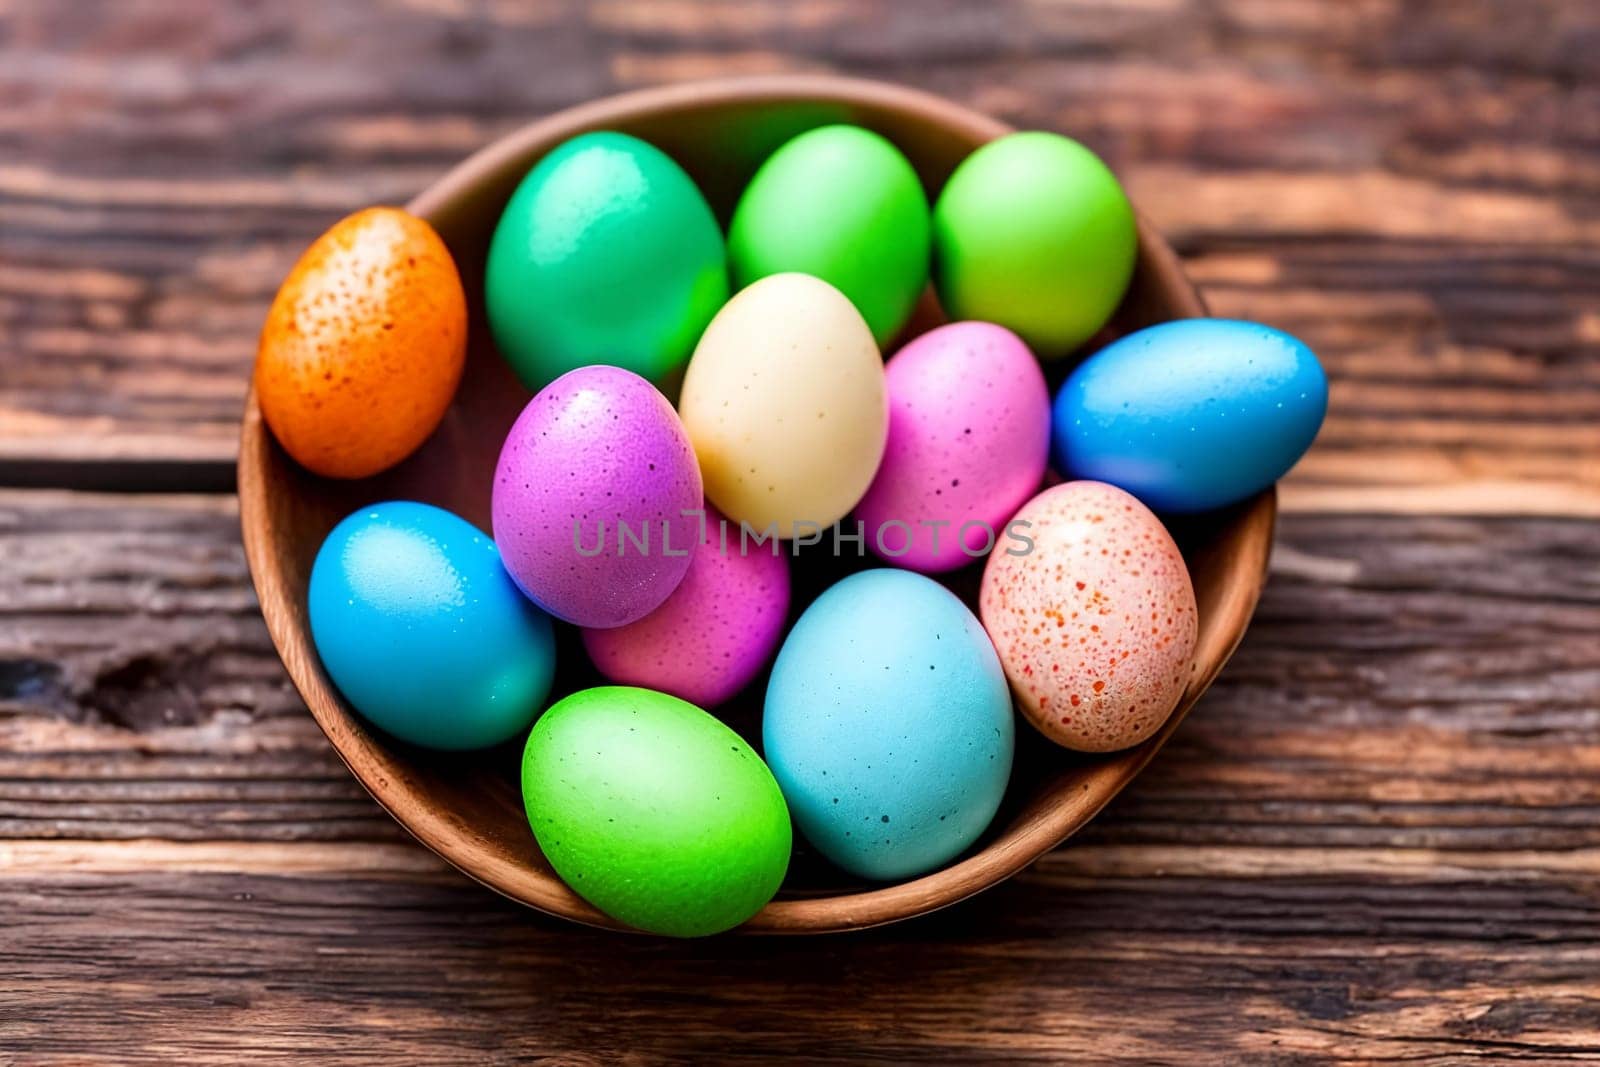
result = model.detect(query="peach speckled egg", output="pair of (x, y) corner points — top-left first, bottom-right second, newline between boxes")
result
(581, 505), (791, 707)
(979, 481), (1197, 752)
(255, 207), (466, 479)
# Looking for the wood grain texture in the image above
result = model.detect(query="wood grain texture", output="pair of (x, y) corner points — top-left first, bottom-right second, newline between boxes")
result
(4, 0), (1600, 1059)
(7, 863), (1600, 1065)
(2, 0), (1598, 513)
(3, 490), (1599, 1059)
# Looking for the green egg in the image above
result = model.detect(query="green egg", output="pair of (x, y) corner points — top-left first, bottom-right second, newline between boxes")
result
(933, 132), (1137, 359)
(728, 125), (930, 346)
(485, 132), (729, 390)
(521, 686), (791, 937)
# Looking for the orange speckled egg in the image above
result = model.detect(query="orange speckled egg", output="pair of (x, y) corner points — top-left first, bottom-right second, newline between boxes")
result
(255, 207), (466, 479)
(979, 480), (1197, 752)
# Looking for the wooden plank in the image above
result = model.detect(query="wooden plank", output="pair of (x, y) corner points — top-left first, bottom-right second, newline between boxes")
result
(2, 0), (1598, 515)
(2, 488), (1599, 1058)
(4, 491), (1600, 854)
(4, 863), (1600, 1062)
(0, 490), (390, 845)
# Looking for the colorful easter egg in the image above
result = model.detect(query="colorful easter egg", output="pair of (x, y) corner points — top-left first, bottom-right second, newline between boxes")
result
(308, 501), (555, 750)
(255, 207), (466, 479)
(764, 569), (1014, 880)
(485, 132), (729, 389)
(678, 273), (888, 538)
(492, 365), (701, 628)
(933, 132), (1136, 359)
(582, 506), (791, 707)
(1053, 318), (1328, 512)
(854, 322), (1049, 572)
(522, 686), (792, 937)
(728, 124), (930, 345)
(979, 481), (1197, 752)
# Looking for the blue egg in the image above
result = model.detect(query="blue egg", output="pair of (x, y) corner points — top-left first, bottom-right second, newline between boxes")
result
(763, 569), (1014, 881)
(309, 501), (556, 750)
(1052, 318), (1328, 512)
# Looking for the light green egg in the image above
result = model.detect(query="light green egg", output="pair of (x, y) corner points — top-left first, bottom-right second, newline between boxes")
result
(485, 132), (729, 390)
(728, 124), (930, 346)
(933, 131), (1137, 359)
(521, 686), (791, 937)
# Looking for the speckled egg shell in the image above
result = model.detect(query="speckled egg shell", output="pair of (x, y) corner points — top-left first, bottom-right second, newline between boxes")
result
(1052, 317), (1328, 513)
(979, 481), (1198, 752)
(255, 207), (466, 479)
(764, 569), (1014, 881)
(581, 506), (791, 707)
(492, 365), (702, 629)
(485, 131), (729, 391)
(854, 322), (1050, 572)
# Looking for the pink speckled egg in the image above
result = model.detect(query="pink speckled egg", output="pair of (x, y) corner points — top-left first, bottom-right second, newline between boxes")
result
(854, 322), (1049, 573)
(581, 506), (791, 707)
(492, 365), (702, 628)
(978, 481), (1198, 752)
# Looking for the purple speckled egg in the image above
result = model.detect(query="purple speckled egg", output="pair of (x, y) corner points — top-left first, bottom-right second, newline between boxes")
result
(854, 321), (1050, 573)
(492, 365), (702, 628)
(581, 505), (790, 707)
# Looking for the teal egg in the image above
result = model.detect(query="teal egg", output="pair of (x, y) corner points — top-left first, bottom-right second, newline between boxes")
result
(485, 132), (729, 389)
(763, 569), (1014, 881)
(308, 501), (556, 751)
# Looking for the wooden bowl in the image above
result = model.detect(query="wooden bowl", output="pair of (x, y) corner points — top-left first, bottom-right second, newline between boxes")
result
(239, 74), (1275, 934)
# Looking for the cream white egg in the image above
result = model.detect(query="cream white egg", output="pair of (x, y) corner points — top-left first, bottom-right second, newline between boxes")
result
(678, 273), (887, 538)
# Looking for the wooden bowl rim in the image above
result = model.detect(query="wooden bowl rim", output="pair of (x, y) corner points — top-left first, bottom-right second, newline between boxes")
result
(238, 73), (1277, 934)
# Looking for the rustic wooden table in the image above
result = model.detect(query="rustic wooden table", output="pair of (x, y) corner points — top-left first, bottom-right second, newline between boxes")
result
(3, 1), (1598, 1062)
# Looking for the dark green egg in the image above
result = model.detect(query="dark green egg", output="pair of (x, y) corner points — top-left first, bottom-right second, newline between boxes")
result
(485, 132), (728, 390)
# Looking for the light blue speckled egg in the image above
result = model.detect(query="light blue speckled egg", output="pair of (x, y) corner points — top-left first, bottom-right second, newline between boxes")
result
(1052, 318), (1328, 513)
(762, 569), (1014, 881)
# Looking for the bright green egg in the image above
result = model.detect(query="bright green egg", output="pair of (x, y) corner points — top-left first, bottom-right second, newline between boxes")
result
(728, 125), (930, 346)
(485, 132), (729, 390)
(933, 132), (1137, 359)
(521, 686), (791, 937)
